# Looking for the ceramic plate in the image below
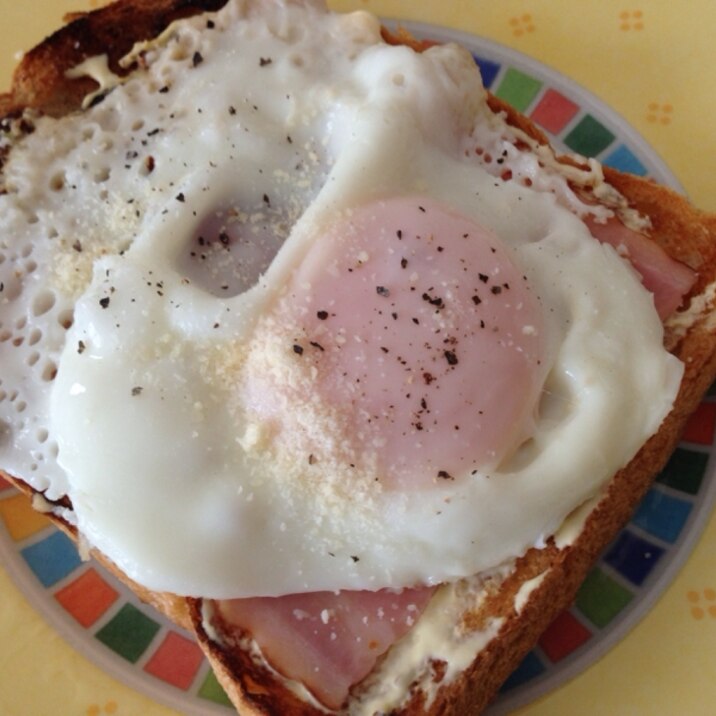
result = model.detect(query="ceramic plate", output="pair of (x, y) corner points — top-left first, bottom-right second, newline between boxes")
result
(1, 20), (715, 716)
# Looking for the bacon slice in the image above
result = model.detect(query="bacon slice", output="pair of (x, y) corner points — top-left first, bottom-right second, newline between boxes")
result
(586, 216), (696, 319)
(215, 586), (435, 709)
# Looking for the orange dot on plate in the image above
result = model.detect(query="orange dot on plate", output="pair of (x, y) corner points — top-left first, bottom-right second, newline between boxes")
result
(663, 103), (673, 113)
(660, 117), (670, 125)
(514, 29), (524, 37)
(87, 707), (100, 716)
(687, 590), (700, 603)
(704, 588), (716, 600)
(509, 17), (519, 26)
(522, 13), (532, 22)
(619, 10), (630, 19)
(634, 9), (644, 18)
(708, 606), (716, 618)
(634, 22), (644, 30)
(104, 702), (118, 714)
(692, 607), (705, 620)
(620, 22), (631, 31)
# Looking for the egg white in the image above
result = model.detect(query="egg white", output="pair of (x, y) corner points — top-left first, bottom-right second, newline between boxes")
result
(0, 0), (681, 597)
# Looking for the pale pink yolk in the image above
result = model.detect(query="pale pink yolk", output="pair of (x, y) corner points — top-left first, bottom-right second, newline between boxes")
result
(257, 196), (547, 488)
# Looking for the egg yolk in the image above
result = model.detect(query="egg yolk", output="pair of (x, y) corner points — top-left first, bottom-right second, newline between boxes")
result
(245, 196), (547, 489)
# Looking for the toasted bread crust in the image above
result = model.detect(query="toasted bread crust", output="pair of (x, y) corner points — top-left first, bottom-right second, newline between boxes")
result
(0, 0), (230, 117)
(3, 3), (716, 716)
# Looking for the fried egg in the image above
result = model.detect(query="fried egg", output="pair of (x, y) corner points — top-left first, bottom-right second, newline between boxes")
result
(0, 0), (682, 598)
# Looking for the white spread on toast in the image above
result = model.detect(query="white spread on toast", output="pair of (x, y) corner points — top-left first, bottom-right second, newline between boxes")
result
(65, 55), (123, 109)
(351, 574), (507, 714)
(514, 571), (549, 614)
(0, 0), (682, 602)
(665, 279), (716, 342)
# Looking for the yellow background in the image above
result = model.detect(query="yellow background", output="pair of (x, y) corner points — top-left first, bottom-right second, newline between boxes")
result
(1, 1), (715, 715)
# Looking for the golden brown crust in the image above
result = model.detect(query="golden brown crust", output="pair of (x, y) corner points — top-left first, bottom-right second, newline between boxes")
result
(0, 0), (230, 118)
(2, 4), (716, 716)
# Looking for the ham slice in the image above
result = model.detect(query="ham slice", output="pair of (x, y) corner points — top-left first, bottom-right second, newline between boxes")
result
(215, 586), (436, 709)
(586, 216), (696, 319)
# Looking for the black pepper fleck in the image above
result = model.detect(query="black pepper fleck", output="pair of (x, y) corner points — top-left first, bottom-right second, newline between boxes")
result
(99, 297), (110, 309)
(293, 344), (304, 355)
(192, 51), (204, 67)
(422, 292), (444, 308)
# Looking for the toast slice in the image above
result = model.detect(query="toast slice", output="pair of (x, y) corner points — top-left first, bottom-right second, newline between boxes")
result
(2, 2), (716, 715)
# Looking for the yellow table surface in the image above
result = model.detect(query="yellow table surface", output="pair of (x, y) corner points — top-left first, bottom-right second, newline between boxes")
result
(1, 1), (715, 715)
